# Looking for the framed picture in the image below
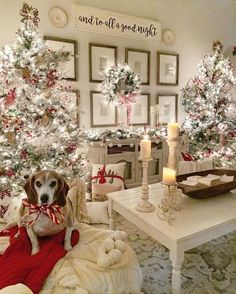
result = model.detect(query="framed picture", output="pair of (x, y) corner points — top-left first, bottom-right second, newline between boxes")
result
(125, 48), (150, 85)
(89, 43), (117, 82)
(44, 36), (78, 81)
(90, 91), (117, 127)
(156, 94), (178, 124)
(157, 52), (179, 86)
(61, 90), (80, 126)
(130, 93), (150, 125)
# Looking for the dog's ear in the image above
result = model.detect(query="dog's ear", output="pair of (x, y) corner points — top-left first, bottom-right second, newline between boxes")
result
(56, 176), (69, 207)
(24, 175), (37, 204)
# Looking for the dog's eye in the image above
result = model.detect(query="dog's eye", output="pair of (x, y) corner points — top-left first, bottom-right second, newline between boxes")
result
(35, 181), (41, 187)
(50, 181), (57, 187)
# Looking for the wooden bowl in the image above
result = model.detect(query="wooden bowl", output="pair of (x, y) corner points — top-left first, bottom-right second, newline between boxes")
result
(177, 169), (236, 199)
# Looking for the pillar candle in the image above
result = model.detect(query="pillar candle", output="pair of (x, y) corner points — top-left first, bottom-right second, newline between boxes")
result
(163, 167), (176, 185)
(140, 136), (151, 160)
(167, 123), (179, 140)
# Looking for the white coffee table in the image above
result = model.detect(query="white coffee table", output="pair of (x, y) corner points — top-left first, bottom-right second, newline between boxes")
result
(107, 183), (236, 294)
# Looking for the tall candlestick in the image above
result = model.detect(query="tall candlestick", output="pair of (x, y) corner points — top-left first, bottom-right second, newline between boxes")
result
(140, 135), (151, 160)
(163, 167), (176, 185)
(135, 157), (154, 213)
(167, 123), (179, 141)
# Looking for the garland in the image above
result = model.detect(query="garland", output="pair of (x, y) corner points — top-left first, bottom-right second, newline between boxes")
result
(80, 128), (167, 144)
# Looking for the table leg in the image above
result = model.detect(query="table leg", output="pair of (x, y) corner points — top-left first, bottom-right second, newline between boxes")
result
(170, 247), (184, 294)
(108, 198), (116, 230)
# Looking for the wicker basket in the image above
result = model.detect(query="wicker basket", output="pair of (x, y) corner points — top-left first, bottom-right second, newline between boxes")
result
(177, 169), (236, 199)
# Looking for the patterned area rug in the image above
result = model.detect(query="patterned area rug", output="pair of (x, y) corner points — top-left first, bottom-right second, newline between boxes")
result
(115, 214), (236, 294)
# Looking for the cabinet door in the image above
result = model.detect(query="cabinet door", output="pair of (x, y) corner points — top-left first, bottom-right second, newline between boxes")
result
(106, 154), (136, 187)
(87, 146), (105, 164)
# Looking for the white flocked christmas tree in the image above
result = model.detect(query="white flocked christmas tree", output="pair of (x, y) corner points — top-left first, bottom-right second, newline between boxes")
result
(181, 41), (236, 167)
(0, 3), (86, 201)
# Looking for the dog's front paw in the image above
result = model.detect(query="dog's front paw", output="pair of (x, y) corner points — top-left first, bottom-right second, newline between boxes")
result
(31, 245), (39, 255)
(64, 242), (72, 251)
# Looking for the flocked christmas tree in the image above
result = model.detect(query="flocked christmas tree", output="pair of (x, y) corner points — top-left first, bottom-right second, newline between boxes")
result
(181, 41), (236, 167)
(0, 3), (86, 201)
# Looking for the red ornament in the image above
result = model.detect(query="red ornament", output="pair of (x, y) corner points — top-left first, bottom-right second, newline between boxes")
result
(46, 69), (58, 88)
(6, 168), (15, 177)
(0, 189), (11, 200)
(65, 143), (77, 154)
(5, 88), (16, 107)
(20, 150), (29, 159)
(47, 107), (57, 114)
(181, 152), (194, 161)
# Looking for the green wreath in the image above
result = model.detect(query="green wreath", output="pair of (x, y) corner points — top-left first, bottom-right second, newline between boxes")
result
(101, 64), (141, 104)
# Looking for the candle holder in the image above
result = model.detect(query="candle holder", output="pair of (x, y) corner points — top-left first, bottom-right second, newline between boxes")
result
(157, 183), (182, 224)
(167, 138), (179, 170)
(135, 157), (155, 213)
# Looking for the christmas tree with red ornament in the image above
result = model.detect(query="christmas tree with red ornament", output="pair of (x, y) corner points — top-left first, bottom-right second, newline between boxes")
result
(181, 41), (236, 167)
(0, 3), (86, 201)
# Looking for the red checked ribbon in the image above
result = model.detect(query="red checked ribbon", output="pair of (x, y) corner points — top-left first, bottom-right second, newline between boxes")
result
(118, 94), (136, 127)
(91, 165), (124, 184)
(22, 198), (64, 226)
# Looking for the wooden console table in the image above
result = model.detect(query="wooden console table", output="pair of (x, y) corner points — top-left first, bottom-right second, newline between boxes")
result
(87, 139), (168, 188)
(107, 183), (236, 294)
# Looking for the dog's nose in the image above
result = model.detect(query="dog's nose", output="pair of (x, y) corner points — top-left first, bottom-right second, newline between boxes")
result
(40, 194), (49, 204)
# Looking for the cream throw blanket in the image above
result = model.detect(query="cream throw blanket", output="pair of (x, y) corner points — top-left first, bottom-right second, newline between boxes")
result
(40, 223), (142, 294)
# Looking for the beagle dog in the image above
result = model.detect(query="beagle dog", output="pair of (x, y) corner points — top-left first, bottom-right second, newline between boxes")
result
(17, 170), (74, 255)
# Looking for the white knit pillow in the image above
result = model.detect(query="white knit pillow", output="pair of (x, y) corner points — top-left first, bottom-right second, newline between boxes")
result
(86, 201), (109, 224)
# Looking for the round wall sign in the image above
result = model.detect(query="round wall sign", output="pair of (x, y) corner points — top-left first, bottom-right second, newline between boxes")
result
(163, 30), (175, 45)
(48, 7), (68, 28)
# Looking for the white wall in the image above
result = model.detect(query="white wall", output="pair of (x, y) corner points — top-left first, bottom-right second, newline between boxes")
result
(0, 0), (235, 128)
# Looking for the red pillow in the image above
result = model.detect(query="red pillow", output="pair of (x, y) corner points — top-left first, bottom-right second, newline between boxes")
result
(181, 152), (194, 161)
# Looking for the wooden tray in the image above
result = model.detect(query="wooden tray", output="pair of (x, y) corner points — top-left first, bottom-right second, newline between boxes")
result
(177, 169), (236, 199)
